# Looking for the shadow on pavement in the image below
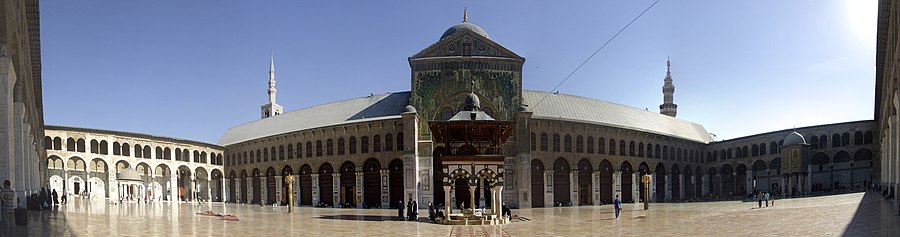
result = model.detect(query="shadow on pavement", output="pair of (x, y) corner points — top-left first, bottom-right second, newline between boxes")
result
(842, 191), (900, 236)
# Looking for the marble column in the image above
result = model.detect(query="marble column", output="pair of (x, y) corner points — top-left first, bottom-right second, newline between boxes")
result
(223, 178), (230, 203)
(275, 175), (283, 205)
(649, 174), (656, 202)
(443, 185), (451, 215)
(593, 171), (601, 206)
(235, 178), (241, 203)
(678, 174), (684, 200)
(613, 171), (621, 201)
(311, 174), (319, 206)
(545, 170), (553, 207)
(665, 174), (672, 202)
(333, 174), (340, 208)
(380, 169), (389, 208)
(246, 177), (253, 204)
(355, 171), (363, 208)
(571, 170), (579, 206)
(632, 172), (639, 204)
(261, 177), (267, 204)
(469, 185), (476, 209)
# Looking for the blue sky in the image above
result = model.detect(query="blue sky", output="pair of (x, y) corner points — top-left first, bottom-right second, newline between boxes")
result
(40, 0), (877, 144)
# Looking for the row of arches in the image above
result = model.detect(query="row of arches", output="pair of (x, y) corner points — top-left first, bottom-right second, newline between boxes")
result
(228, 133), (404, 166)
(227, 158), (405, 208)
(44, 136), (223, 165)
(529, 132), (703, 163)
(46, 155), (225, 202)
(528, 148), (875, 206)
(808, 131), (874, 150)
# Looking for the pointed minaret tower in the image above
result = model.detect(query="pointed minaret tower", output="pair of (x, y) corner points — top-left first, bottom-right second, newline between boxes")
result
(261, 50), (283, 119)
(659, 57), (677, 117)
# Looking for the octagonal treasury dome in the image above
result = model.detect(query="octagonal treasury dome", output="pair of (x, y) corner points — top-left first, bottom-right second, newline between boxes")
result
(117, 168), (142, 181)
(783, 131), (808, 146)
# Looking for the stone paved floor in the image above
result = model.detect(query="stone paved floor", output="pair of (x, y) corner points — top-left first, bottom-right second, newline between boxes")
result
(2, 192), (899, 236)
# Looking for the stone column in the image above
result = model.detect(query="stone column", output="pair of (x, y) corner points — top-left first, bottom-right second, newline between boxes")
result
(657, 174), (672, 202)
(701, 175), (708, 196)
(261, 177), (268, 204)
(649, 173), (656, 202)
(275, 175), (283, 205)
(613, 171), (621, 201)
(223, 178), (230, 203)
(545, 170), (553, 207)
(380, 169), (390, 208)
(571, 170), (578, 206)
(235, 178), (241, 203)
(678, 174), (684, 200)
(355, 171), (363, 208)
(632, 172), (638, 204)
(12, 104), (25, 205)
(593, 171), (601, 206)
(469, 185), (476, 209)
(311, 174), (319, 206)
(171, 175), (178, 201)
(443, 185), (451, 215)
(246, 177), (253, 204)
(333, 173), (341, 208)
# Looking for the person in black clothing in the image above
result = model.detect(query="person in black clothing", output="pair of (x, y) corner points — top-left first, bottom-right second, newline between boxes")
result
(51, 189), (58, 205)
(398, 200), (404, 219)
(428, 203), (435, 222)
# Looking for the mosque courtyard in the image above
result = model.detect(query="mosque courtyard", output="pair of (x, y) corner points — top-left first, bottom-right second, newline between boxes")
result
(4, 192), (899, 236)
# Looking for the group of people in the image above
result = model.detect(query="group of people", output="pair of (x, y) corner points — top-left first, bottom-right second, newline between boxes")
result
(755, 192), (775, 208)
(398, 199), (419, 221)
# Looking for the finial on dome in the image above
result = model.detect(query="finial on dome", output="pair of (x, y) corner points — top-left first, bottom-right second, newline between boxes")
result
(463, 7), (468, 22)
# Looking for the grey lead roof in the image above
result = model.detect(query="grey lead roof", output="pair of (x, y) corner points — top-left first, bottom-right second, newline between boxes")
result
(218, 90), (711, 146)
(522, 90), (711, 143)
(218, 92), (410, 146)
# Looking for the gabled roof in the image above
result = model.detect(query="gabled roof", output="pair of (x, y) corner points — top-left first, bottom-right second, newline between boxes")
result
(410, 28), (523, 60)
(218, 92), (410, 146)
(523, 90), (712, 143)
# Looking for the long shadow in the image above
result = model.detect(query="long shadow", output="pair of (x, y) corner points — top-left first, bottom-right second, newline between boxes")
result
(317, 214), (412, 222)
(842, 191), (900, 236)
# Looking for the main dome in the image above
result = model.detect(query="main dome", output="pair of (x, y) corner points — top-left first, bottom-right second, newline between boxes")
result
(783, 131), (807, 146)
(440, 21), (490, 40)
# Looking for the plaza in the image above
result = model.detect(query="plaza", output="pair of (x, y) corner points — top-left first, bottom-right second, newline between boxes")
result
(3, 192), (898, 236)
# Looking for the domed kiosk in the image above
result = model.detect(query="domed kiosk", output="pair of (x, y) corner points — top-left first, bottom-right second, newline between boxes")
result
(781, 131), (811, 196)
(117, 168), (146, 202)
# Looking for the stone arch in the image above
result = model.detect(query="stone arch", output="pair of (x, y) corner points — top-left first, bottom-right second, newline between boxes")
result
(362, 158), (381, 208)
(720, 164), (735, 196)
(834, 150), (851, 163)
(683, 165), (693, 199)
(210, 169), (223, 202)
(388, 159), (404, 209)
(577, 158), (593, 205)
(654, 163), (666, 202)
(671, 163), (681, 200)
(620, 161), (634, 202)
(251, 168), (262, 204)
(115, 160), (130, 173)
(239, 169), (249, 203)
(853, 148), (873, 161)
(299, 164), (313, 206)
(318, 163), (334, 206)
(265, 167), (276, 204)
(531, 159), (545, 207)
(735, 163), (748, 195)
(812, 152), (830, 165)
(195, 166), (210, 202)
(552, 158), (571, 205)
(598, 159), (613, 204)
(339, 161), (357, 207)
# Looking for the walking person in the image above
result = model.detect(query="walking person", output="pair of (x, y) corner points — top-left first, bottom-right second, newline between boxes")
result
(764, 192), (770, 207)
(757, 192), (762, 208)
(51, 189), (58, 206)
(406, 199), (413, 221)
(614, 194), (622, 219)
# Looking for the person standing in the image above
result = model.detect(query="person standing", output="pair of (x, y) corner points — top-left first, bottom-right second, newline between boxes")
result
(412, 200), (419, 221)
(614, 194), (621, 219)
(1, 180), (16, 228)
(406, 199), (413, 221)
(397, 200), (404, 219)
(764, 192), (770, 207)
(757, 192), (762, 208)
(428, 203), (435, 222)
(51, 189), (58, 206)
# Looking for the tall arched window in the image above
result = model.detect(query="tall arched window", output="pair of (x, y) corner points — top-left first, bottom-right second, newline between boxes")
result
(619, 140), (626, 156)
(540, 133), (549, 151)
(349, 137), (357, 154)
(373, 135), (381, 152)
(337, 138), (345, 155)
(385, 134), (393, 152)
(552, 134), (561, 152)
(316, 140), (323, 157)
(326, 139), (334, 156)
(397, 133), (404, 151)
(360, 136), (369, 154)
(563, 135), (572, 152)
(67, 138), (76, 151)
(530, 133), (537, 151)
(279, 145), (285, 160)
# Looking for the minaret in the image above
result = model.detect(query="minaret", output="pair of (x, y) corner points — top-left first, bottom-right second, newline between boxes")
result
(659, 57), (677, 117)
(261, 51), (283, 119)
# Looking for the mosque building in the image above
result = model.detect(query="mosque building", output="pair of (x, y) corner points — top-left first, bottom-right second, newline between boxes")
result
(30, 10), (880, 210)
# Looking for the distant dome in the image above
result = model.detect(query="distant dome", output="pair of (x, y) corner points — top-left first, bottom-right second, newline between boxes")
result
(517, 105), (529, 112)
(440, 22), (490, 40)
(783, 131), (807, 146)
(403, 105), (417, 113)
(117, 168), (142, 181)
(464, 92), (481, 111)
